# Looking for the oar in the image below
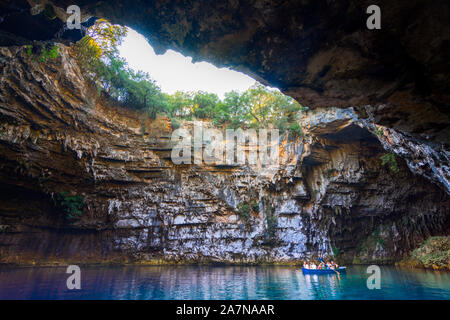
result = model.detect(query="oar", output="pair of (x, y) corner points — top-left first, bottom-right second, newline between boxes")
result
(332, 268), (341, 280)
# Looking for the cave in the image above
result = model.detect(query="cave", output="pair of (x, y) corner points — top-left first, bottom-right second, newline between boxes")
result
(0, 0), (448, 273)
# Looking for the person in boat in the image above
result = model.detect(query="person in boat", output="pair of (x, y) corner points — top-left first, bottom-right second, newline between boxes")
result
(310, 262), (317, 269)
(304, 262), (310, 269)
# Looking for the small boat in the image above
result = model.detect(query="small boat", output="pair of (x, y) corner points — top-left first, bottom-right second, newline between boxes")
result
(302, 267), (346, 275)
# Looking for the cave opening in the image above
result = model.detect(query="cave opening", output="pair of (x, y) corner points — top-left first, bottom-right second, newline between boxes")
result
(71, 19), (308, 142)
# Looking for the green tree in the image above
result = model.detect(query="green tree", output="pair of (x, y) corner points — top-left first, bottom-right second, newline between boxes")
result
(86, 18), (127, 57)
(245, 83), (272, 126)
(74, 19), (168, 117)
(222, 90), (251, 128)
(167, 91), (194, 117)
(192, 91), (219, 119)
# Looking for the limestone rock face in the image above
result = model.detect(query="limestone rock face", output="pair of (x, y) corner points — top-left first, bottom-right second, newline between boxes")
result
(0, 46), (447, 265)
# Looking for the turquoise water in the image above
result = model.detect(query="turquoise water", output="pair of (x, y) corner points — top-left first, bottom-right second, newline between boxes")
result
(0, 265), (449, 300)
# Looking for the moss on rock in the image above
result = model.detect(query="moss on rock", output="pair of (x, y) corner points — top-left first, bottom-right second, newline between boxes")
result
(408, 236), (450, 270)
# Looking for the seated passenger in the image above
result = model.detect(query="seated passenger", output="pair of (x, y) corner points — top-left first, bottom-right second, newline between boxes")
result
(310, 263), (317, 269)
(304, 262), (310, 269)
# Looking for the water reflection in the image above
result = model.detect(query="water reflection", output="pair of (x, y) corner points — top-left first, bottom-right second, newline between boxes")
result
(0, 266), (448, 300)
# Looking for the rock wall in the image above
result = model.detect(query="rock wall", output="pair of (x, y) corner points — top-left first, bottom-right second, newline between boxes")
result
(0, 45), (448, 265)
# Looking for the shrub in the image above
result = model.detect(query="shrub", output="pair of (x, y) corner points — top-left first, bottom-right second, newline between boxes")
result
(40, 44), (60, 62)
(381, 152), (399, 173)
(411, 236), (450, 269)
(265, 205), (277, 239)
(373, 230), (386, 247)
(288, 122), (303, 138)
(54, 192), (85, 220)
(324, 168), (338, 178)
(250, 200), (259, 212)
(24, 44), (60, 62)
(237, 202), (251, 221)
(375, 127), (384, 138)
(274, 117), (288, 134)
(331, 245), (340, 257)
(236, 200), (259, 222)
(170, 117), (181, 130)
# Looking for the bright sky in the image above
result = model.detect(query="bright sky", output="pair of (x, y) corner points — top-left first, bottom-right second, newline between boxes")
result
(118, 28), (256, 98)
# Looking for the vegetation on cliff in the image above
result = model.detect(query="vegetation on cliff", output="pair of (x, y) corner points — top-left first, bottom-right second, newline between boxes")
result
(409, 236), (450, 270)
(73, 20), (305, 136)
(53, 192), (85, 220)
(25, 43), (61, 63)
(74, 20), (167, 117)
(380, 152), (399, 173)
(265, 205), (278, 242)
(237, 201), (259, 221)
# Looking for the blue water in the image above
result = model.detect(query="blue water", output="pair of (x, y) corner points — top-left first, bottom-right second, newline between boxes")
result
(0, 265), (449, 300)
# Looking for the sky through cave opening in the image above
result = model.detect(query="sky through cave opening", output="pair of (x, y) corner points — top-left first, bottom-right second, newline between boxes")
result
(118, 27), (260, 98)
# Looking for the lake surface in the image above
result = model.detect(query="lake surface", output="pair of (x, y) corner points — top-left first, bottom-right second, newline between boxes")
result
(0, 265), (449, 300)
